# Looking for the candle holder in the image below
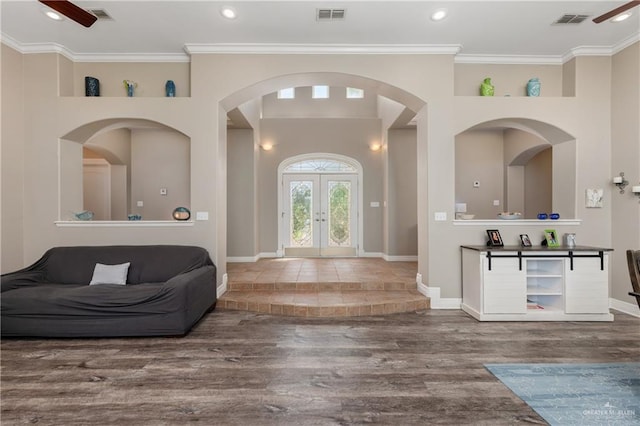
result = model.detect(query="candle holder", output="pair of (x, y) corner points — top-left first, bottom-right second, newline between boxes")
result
(613, 172), (629, 193)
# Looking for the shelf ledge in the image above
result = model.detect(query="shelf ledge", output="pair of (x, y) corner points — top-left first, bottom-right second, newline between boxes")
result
(453, 219), (581, 226)
(55, 220), (194, 228)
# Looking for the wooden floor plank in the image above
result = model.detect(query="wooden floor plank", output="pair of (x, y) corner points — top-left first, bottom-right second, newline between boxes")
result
(2, 309), (639, 425)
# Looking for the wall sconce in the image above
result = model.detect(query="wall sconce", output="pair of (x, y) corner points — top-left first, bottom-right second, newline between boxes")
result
(633, 184), (640, 202)
(369, 142), (381, 152)
(261, 142), (273, 151)
(613, 172), (629, 193)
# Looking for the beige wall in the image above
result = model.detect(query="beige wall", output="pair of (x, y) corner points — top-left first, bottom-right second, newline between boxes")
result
(1, 45), (25, 271)
(388, 129), (418, 256)
(611, 43), (640, 305)
(72, 62), (190, 97)
(455, 129), (505, 219)
(257, 117), (384, 254)
(227, 129), (256, 257)
(1, 42), (637, 306)
(455, 63), (563, 97)
(262, 86), (377, 118)
(130, 129), (190, 220)
(524, 148), (552, 219)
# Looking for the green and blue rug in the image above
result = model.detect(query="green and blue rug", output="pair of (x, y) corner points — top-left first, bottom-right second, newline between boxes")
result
(485, 363), (640, 425)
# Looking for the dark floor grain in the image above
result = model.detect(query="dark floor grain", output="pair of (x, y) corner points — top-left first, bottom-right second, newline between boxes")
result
(1, 309), (639, 425)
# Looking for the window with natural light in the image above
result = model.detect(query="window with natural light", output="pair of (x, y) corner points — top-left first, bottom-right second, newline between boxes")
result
(277, 88), (295, 99)
(312, 85), (330, 99)
(346, 87), (364, 99)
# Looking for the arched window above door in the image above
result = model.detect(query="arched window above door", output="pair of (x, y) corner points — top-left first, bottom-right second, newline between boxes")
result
(283, 157), (358, 174)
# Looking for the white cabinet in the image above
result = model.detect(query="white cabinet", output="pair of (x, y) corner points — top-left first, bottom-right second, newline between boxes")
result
(461, 246), (613, 321)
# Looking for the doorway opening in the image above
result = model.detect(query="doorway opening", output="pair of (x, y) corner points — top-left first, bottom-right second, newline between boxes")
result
(278, 154), (363, 257)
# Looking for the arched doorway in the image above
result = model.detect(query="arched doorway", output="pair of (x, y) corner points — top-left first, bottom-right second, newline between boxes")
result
(278, 153), (363, 257)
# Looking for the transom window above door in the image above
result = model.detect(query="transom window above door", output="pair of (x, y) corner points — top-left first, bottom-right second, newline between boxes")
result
(283, 159), (357, 173)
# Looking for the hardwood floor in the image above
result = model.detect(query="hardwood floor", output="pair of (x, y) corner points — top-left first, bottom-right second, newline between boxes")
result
(2, 309), (639, 425)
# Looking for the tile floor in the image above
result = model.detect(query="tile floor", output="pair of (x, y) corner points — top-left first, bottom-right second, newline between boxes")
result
(219, 258), (429, 317)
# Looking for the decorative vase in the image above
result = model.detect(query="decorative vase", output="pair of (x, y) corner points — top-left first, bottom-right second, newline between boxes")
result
(480, 78), (494, 96)
(526, 77), (541, 97)
(172, 207), (191, 221)
(84, 76), (100, 96)
(165, 80), (176, 97)
(537, 213), (548, 220)
(549, 212), (560, 220)
(123, 80), (136, 97)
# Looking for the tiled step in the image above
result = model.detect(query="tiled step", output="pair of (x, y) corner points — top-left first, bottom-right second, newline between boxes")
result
(227, 281), (417, 292)
(218, 289), (429, 318)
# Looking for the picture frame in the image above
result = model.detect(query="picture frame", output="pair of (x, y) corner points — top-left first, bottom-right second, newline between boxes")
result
(486, 229), (504, 247)
(544, 229), (560, 247)
(519, 234), (532, 247)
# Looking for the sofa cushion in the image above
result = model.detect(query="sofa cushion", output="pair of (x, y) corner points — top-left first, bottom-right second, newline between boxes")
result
(89, 262), (130, 285)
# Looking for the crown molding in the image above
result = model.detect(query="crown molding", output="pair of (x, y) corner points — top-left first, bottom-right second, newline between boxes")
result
(0, 33), (189, 62)
(562, 31), (640, 63)
(184, 43), (463, 55)
(454, 55), (562, 65)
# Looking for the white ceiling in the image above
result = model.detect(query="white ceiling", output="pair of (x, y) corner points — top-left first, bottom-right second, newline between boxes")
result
(1, 1), (639, 62)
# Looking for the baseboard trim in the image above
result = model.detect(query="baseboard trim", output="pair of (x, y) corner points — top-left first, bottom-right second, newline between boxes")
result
(217, 273), (228, 297)
(610, 298), (640, 318)
(360, 251), (383, 258)
(227, 253), (278, 263)
(383, 254), (418, 262)
(416, 274), (461, 309)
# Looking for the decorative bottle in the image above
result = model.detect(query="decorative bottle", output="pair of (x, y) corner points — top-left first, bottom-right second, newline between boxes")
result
(165, 80), (176, 97)
(84, 76), (100, 96)
(480, 78), (494, 96)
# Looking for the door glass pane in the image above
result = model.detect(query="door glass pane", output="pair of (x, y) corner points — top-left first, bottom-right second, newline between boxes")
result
(290, 181), (313, 247)
(328, 181), (351, 247)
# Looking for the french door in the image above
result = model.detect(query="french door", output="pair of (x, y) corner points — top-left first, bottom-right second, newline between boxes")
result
(282, 174), (358, 257)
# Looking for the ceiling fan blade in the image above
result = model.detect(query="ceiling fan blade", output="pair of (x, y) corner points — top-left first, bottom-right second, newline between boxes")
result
(39, 0), (97, 27)
(593, 0), (640, 23)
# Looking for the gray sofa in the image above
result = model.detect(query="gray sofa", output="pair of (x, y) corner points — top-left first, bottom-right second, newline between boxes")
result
(1, 245), (216, 337)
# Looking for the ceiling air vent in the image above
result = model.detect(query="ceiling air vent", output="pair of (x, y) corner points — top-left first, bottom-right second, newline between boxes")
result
(317, 8), (346, 21)
(88, 9), (113, 20)
(553, 14), (590, 24)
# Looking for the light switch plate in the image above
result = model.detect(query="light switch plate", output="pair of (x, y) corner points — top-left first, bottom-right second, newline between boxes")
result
(370, 201), (380, 207)
(196, 211), (209, 221)
(493, 200), (500, 206)
(136, 201), (143, 207)
(434, 212), (447, 221)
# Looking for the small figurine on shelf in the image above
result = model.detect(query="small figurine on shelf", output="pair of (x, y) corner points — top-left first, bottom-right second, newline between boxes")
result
(480, 77), (494, 96)
(123, 80), (137, 97)
(526, 77), (541, 96)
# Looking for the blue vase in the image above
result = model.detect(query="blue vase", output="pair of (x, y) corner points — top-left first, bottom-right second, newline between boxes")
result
(550, 213), (560, 220)
(527, 78), (541, 97)
(537, 213), (548, 220)
(165, 80), (176, 97)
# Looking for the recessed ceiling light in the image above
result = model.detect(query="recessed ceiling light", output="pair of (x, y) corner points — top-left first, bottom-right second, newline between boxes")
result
(611, 12), (632, 22)
(431, 8), (448, 21)
(221, 7), (237, 20)
(42, 8), (63, 21)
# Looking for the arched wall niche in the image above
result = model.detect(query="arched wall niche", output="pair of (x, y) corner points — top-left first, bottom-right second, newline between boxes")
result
(60, 118), (191, 221)
(455, 117), (576, 219)
(219, 71), (427, 274)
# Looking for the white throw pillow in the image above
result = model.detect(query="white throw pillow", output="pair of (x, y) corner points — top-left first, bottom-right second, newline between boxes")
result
(89, 262), (130, 285)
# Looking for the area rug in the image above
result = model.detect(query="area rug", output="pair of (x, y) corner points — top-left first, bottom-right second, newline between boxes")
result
(485, 363), (640, 426)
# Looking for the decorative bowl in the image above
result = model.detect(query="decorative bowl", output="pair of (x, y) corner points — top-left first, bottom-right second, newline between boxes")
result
(498, 212), (522, 220)
(74, 210), (94, 221)
(537, 213), (548, 220)
(549, 212), (560, 220)
(458, 214), (475, 220)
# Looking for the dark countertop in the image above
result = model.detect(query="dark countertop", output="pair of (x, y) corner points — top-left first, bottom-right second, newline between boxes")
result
(461, 245), (613, 252)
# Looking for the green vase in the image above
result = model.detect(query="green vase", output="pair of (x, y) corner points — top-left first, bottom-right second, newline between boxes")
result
(480, 78), (494, 96)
